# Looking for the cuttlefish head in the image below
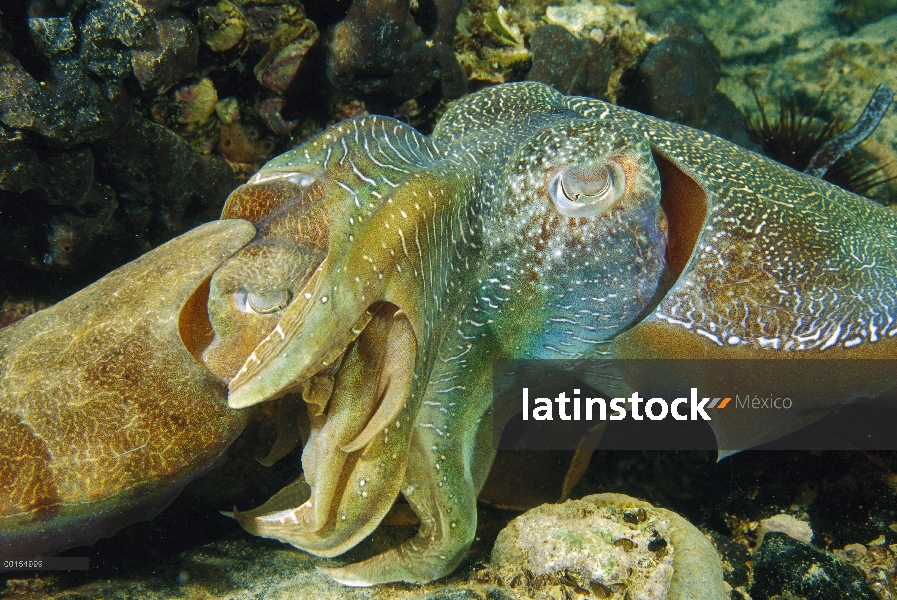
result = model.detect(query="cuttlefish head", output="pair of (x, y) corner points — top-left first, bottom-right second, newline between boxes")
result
(200, 118), (446, 557)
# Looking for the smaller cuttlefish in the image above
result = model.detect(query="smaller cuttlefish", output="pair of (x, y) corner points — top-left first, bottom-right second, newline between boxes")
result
(2, 82), (897, 586)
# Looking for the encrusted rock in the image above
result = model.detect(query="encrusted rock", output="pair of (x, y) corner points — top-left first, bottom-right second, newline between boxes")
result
(254, 20), (319, 93)
(174, 78), (219, 127)
(488, 493), (727, 599)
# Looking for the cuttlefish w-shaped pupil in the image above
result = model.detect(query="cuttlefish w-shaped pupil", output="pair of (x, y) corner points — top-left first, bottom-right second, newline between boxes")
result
(547, 162), (625, 218)
(236, 289), (292, 314)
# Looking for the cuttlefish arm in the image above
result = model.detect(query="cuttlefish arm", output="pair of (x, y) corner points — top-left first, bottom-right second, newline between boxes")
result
(223, 83), (669, 585)
(0, 219), (255, 557)
(563, 97), (897, 455)
(197, 116), (454, 579)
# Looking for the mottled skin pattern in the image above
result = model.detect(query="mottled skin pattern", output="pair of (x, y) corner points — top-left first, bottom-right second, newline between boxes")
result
(211, 82), (666, 585)
(0, 221), (254, 557)
(2, 82), (897, 585)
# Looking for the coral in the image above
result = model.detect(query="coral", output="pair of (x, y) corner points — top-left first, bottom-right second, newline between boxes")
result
(486, 493), (728, 599)
(325, 0), (466, 104)
(454, 0), (533, 88)
(215, 96), (276, 168)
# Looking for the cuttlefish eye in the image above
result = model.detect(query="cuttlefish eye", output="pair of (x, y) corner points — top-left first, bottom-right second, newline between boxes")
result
(547, 162), (626, 218)
(234, 289), (292, 314)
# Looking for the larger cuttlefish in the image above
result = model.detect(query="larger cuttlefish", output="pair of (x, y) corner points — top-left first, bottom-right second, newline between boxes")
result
(2, 82), (897, 585)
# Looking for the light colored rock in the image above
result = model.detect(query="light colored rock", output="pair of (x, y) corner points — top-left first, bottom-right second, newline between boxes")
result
(490, 492), (727, 600)
(757, 514), (813, 545)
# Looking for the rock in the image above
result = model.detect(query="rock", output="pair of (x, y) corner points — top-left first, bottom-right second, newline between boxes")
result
(27, 16), (78, 55)
(833, 0), (897, 30)
(636, 0), (836, 61)
(757, 513), (813, 545)
(751, 532), (878, 600)
(174, 78), (218, 127)
(706, 531), (750, 592)
(131, 14), (199, 91)
(526, 25), (611, 99)
(92, 112), (237, 242)
(254, 19), (319, 94)
(0, 130), (120, 272)
(640, 10), (719, 61)
(624, 35), (720, 125)
(488, 493), (728, 600)
(324, 0), (466, 104)
(0, 53), (130, 147)
(197, 0), (247, 52)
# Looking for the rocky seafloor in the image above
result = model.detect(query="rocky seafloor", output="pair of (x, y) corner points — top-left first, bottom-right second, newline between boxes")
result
(2, 0), (897, 598)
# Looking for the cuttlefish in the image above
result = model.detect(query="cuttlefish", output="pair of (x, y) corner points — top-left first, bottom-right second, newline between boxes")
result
(2, 82), (897, 585)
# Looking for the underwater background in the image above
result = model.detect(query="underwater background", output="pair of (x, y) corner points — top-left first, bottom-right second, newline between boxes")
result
(1, 0), (897, 597)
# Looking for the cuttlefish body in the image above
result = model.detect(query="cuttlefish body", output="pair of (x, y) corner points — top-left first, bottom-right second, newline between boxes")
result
(2, 82), (897, 585)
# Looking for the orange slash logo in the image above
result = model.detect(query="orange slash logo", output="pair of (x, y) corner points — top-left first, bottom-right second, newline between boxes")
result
(709, 397), (731, 409)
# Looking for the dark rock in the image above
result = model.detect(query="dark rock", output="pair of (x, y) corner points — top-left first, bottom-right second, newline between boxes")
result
(0, 25), (12, 51)
(27, 16), (77, 55)
(131, 14), (199, 91)
(625, 35), (720, 125)
(0, 108), (234, 274)
(707, 530), (750, 592)
(92, 112), (236, 247)
(526, 24), (612, 99)
(751, 532), (877, 600)
(640, 10), (720, 67)
(79, 0), (156, 80)
(703, 91), (762, 152)
(324, 0), (466, 104)
(527, 25), (579, 93)
(0, 128), (120, 271)
(0, 53), (131, 147)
